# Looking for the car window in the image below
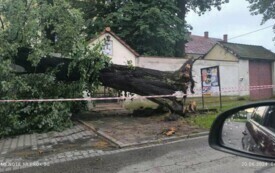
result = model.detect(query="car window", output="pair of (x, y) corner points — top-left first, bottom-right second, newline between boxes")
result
(252, 106), (269, 125)
(265, 106), (275, 132)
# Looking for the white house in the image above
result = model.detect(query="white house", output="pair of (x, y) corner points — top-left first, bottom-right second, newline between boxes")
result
(89, 27), (139, 66)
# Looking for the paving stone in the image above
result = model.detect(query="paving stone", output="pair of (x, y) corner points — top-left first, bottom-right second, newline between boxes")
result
(24, 134), (31, 147)
(82, 154), (90, 159)
(80, 131), (87, 137)
(2, 139), (11, 154)
(0, 158), (4, 163)
(0, 141), (4, 154)
(77, 155), (84, 159)
(37, 140), (43, 145)
(64, 152), (71, 156)
(60, 158), (66, 163)
(59, 131), (66, 137)
(65, 152), (73, 157)
(104, 151), (112, 155)
(42, 133), (48, 139)
(50, 138), (58, 145)
(97, 150), (104, 154)
(65, 154), (74, 158)
(70, 157), (77, 161)
(55, 137), (61, 142)
(66, 158), (73, 161)
(68, 128), (75, 135)
(31, 134), (37, 147)
(10, 137), (18, 150)
(47, 160), (54, 165)
(68, 136), (75, 142)
(74, 125), (82, 131)
(88, 150), (95, 154)
(57, 155), (65, 159)
(75, 132), (82, 139)
(71, 134), (79, 140)
(84, 130), (94, 136)
(32, 146), (38, 150)
(69, 127), (77, 134)
(30, 133), (37, 139)
(73, 151), (82, 156)
(0, 151), (7, 155)
(80, 151), (88, 155)
(45, 145), (52, 149)
(52, 159), (60, 164)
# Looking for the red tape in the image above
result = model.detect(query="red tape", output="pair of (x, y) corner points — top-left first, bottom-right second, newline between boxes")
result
(0, 85), (274, 103)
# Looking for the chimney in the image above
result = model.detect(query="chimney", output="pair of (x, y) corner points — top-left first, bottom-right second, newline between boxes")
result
(204, 31), (209, 38)
(187, 32), (192, 39)
(223, 34), (228, 42)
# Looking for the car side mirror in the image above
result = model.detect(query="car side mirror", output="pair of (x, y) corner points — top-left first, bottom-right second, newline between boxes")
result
(209, 101), (275, 162)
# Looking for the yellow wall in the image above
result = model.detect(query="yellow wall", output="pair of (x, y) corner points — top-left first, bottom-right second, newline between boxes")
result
(204, 44), (238, 61)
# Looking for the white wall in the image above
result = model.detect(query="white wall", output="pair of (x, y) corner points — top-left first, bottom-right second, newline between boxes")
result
(90, 33), (137, 66)
(138, 56), (247, 97)
(137, 56), (185, 71)
(238, 60), (250, 96)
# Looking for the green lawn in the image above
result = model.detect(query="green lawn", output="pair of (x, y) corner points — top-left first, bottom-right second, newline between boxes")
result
(123, 98), (250, 130)
(186, 99), (248, 129)
(186, 113), (218, 129)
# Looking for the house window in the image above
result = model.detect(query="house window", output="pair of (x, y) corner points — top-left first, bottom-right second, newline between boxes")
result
(102, 35), (113, 56)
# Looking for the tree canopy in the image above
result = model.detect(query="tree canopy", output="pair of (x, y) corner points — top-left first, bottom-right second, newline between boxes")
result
(70, 0), (229, 57)
(246, 0), (275, 23)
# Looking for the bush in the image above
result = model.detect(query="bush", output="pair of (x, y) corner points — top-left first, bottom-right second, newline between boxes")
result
(0, 73), (89, 137)
(0, 0), (108, 138)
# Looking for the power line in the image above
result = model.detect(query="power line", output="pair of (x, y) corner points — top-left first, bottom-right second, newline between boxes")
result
(228, 25), (273, 40)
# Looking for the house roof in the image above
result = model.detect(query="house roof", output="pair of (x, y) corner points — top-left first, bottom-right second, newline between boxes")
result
(185, 35), (222, 55)
(218, 42), (275, 60)
(89, 27), (140, 57)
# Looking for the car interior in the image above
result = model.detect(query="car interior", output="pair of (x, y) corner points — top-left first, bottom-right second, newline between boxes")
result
(265, 106), (275, 132)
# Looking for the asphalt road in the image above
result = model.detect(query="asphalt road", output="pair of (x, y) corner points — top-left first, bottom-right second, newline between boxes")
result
(222, 121), (246, 150)
(9, 136), (275, 173)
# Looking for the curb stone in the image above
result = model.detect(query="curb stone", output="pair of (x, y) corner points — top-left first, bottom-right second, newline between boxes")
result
(77, 120), (121, 148)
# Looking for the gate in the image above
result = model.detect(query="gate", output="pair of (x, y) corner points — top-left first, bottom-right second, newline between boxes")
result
(249, 60), (272, 100)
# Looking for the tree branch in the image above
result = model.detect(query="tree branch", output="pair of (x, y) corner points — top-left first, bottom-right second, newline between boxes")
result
(0, 16), (4, 30)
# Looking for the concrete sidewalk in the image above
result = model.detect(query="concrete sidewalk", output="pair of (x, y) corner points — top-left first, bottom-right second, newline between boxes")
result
(0, 123), (116, 172)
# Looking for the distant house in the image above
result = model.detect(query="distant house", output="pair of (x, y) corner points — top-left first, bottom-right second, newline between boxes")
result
(89, 27), (139, 66)
(185, 31), (227, 59)
(203, 41), (275, 100)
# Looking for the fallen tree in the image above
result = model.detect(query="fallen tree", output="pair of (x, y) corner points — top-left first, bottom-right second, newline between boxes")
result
(14, 48), (197, 116)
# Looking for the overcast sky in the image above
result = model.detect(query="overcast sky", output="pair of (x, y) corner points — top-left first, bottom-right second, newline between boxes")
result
(186, 0), (275, 52)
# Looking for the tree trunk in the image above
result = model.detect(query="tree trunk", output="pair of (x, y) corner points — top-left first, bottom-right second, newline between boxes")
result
(14, 48), (197, 116)
(175, 0), (187, 57)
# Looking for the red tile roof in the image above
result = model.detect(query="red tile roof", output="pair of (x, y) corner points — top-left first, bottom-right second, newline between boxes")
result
(185, 35), (222, 55)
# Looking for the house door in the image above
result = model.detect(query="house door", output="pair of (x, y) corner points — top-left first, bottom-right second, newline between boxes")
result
(249, 60), (273, 100)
